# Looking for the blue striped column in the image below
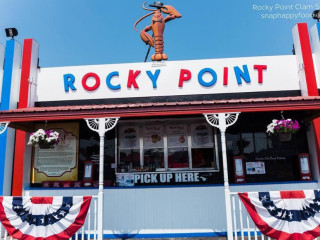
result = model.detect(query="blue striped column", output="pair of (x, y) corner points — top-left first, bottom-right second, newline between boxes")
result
(0, 43), (4, 105)
(0, 40), (22, 195)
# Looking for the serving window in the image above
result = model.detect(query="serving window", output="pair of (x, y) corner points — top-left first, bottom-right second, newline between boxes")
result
(29, 118), (220, 188)
(117, 119), (219, 173)
(28, 111), (312, 188)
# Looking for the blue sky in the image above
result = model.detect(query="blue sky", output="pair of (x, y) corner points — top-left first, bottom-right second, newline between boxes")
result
(0, 0), (319, 67)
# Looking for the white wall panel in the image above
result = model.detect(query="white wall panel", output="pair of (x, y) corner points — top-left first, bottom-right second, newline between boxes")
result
(27, 181), (318, 236)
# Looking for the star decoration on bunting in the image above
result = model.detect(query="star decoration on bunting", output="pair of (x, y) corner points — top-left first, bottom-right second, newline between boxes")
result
(282, 211), (287, 219)
(277, 211), (282, 217)
(260, 195), (268, 202)
(59, 210), (66, 216)
(268, 205), (275, 211)
(288, 212), (293, 220)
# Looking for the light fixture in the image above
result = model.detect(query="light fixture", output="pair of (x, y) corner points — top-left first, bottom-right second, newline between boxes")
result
(5, 28), (18, 39)
(312, 10), (320, 22)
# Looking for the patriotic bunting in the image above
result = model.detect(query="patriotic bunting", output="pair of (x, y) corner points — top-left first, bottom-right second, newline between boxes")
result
(0, 196), (91, 240)
(239, 190), (320, 240)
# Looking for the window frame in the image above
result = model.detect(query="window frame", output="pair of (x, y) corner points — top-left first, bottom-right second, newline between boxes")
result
(116, 118), (220, 172)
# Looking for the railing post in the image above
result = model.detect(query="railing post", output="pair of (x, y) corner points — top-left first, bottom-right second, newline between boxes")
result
(204, 113), (240, 240)
(85, 117), (119, 240)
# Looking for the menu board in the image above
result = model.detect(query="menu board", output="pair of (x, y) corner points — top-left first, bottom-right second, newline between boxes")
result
(235, 158), (244, 176)
(166, 124), (188, 147)
(84, 162), (93, 179)
(143, 125), (163, 148)
(191, 123), (212, 147)
(300, 157), (309, 173)
(34, 131), (77, 177)
(119, 126), (139, 149)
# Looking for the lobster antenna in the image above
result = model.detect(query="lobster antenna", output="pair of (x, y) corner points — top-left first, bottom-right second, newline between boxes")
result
(144, 45), (152, 62)
(142, 2), (156, 11)
(134, 11), (154, 31)
(144, 33), (154, 62)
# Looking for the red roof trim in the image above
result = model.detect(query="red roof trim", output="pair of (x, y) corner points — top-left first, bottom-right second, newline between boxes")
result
(1, 96), (320, 122)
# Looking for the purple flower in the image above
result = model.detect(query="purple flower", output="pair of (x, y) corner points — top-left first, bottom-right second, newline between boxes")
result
(269, 118), (300, 135)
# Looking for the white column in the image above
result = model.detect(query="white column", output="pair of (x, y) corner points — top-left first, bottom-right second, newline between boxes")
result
(221, 128), (233, 240)
(98, 119), (105, 240)
(86, 117), (119, 240)
(204, 113), (240, 240)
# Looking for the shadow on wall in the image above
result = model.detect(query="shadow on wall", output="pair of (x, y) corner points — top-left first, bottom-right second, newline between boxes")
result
(112, 230), (140, 239)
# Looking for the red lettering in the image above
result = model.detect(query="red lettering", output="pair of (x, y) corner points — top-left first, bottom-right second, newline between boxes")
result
(223, 67), (228, 85)
(127, 70), (141, 88)
(82, 73), (100, 91)
(178, 69), (191, 87)
(254, 65), (267, 83)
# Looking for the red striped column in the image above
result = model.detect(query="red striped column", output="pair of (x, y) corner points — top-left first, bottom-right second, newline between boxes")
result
(12, 39), (39, 196)
(292, 23), (320, 177)
(292, 23), (318, 96)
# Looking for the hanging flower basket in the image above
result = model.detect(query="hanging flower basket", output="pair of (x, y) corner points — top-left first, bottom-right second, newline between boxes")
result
(28, 129), (60, 149)
(278, 133), (292, 142)
(266, 119), (300, 141)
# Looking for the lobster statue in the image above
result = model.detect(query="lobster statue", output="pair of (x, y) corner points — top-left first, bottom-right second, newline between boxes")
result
(134, 1), (181, 61)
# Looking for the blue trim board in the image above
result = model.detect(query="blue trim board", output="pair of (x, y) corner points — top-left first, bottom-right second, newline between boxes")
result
(75, 231), (265, 239)
(103, 232), (227, 238)
(75, 232), (227, 239)
(230, 180), (318, 186)
(0, 131), (8, 194)
(0, 40), (16, 195)
(25, 180), (317, 190)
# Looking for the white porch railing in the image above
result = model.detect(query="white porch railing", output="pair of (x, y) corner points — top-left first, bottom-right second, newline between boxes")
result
(230, 192), (274, 240)
(73, 195), (98, 240)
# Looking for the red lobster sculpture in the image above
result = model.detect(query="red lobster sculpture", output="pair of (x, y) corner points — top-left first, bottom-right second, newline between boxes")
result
(134, 1), (181, 61)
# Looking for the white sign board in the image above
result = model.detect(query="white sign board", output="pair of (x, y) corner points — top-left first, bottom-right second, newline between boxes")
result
(37, 56), (300, 102)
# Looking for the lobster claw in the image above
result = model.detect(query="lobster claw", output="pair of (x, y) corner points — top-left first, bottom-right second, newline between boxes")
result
(161, 5), (181, 18)
(140, 30), (154, 47)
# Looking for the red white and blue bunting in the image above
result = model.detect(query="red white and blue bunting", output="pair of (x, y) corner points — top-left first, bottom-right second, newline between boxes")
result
(239, 190), (320, 240)
(0, 196), (91, 240)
